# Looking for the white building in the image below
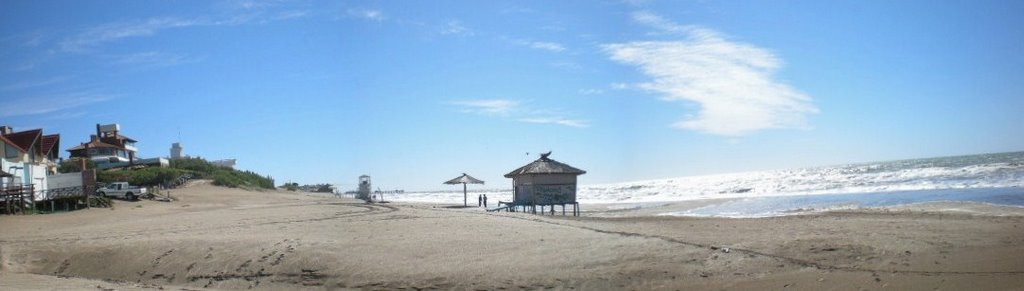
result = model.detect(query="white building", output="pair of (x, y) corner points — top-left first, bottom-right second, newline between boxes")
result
(170, 142), (184, 159)
(2, 126), (61, 201)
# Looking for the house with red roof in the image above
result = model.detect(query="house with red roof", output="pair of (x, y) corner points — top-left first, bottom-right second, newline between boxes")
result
(67, 123), (137, 164)
(1, 125), (61, 196)
(66, 123), (167, 170)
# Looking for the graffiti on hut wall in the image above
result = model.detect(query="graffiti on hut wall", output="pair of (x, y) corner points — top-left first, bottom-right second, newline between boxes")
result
(533, 184), (576, 204)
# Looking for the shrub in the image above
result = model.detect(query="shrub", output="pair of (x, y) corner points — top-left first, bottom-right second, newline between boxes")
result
(98, 167), (186, 186)
(97, 158), (274, 190)
(58, 159), (97, 173)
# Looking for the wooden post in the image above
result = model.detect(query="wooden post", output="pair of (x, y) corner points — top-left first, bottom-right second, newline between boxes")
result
(29, 184), (35, 214)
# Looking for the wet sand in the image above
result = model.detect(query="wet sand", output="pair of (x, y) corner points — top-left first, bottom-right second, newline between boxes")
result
(2, 181), (1023, 290)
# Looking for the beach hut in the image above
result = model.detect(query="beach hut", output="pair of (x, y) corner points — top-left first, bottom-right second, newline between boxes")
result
(503, 152), (585, 216)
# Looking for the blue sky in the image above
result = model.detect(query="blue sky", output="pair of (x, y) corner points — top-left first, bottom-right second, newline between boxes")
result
(2, 0), (1022, 191)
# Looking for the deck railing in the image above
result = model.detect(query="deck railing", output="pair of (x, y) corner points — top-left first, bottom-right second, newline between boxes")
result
(1, 184), (35, 215)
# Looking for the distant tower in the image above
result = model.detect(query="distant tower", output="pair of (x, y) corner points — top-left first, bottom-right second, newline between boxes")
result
(170, 143), (184, 159)
(357, 175), (371, 201)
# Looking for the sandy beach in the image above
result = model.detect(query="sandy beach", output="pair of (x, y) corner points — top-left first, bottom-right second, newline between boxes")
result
(2, 181), (1023, 290)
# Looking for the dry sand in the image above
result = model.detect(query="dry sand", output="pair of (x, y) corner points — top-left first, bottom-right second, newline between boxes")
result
(2, 181), (1023, 290)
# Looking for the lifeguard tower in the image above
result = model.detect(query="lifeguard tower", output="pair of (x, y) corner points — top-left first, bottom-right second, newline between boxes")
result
(356, 175), (371, 201)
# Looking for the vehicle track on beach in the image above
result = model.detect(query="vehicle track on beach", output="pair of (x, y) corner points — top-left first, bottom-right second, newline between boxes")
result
(455, 209), (1024, 277)
(0, 202), (399, 244)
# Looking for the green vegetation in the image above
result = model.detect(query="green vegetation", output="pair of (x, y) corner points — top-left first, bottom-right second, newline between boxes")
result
(281, 182), (299, 191)
(57, 159), (96, 173)
(208, 169), (275, 189)
(98, 167), (186, 186)
(96, 158), (275, 190)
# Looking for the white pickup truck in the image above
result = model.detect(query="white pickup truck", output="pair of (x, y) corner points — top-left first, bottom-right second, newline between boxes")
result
(97, 182), (147, 201)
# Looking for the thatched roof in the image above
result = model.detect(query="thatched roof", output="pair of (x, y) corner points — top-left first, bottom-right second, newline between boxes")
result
(444, 173), (484, 185)
(504, 152), (586, 178)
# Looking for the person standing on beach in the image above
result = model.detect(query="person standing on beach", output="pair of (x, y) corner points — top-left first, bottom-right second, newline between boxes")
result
(478, 194), (482, 207)
(483, 194), (488, 208)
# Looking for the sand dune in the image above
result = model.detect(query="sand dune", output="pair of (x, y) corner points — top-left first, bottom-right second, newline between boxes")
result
(2, 182), (1023, 290)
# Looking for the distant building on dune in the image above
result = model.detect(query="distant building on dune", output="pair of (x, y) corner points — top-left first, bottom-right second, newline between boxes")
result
(68, 124), (138, 164)
(67, 123), (168, 170)
(167, 142), (236, 169)
(170, 142), (184, 160)
(504, 151), (585, 216)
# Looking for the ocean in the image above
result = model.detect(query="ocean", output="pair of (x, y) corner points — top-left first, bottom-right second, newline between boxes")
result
(390, 151), (1024, 216)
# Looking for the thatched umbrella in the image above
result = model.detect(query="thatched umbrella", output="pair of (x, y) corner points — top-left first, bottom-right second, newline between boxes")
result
(443, 173), (484, 206)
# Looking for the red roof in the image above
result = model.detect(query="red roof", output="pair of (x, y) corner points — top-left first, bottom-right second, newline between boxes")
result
(41, 134), (60, 155)
(3, 129), (41, 153)
(1, 135), (26, 152)
(66, 139), (122, 151)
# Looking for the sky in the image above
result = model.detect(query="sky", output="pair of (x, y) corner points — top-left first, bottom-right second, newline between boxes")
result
(2, 0), (1023, 191)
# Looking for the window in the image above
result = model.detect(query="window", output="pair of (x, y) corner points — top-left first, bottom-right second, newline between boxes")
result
(4, 143), (19, 159)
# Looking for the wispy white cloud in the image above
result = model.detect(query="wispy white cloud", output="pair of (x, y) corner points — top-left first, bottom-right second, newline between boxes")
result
(610, 82), (630, 90)
(113, 51), (199, 68)
(57, 3), (312, 53)
(440, 20), (472, 36)
(60, 17), (203, 52)
(529, 41), (566, 52)
(12, 63), (37, 72)
(45, 111), (88, 120)
(519, 117), (589, 128)
(540, 23), (567, 32)
(451, 99), (518, 116)
(507, 38), (566, 52)
(451, 99), (588, 128)
(578, 89), (604, 95)
(236, 0), (271, 10)
(0, 30), (48, 48)
(347, 8), (385, 22)
(623, 0), (654, 6)
(274, 10), (311, 21)
(1, 76), (69, 91)
(0, 93), (112, 118)
(550, 61), (583, 72)
(603, 11), (817, 136)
